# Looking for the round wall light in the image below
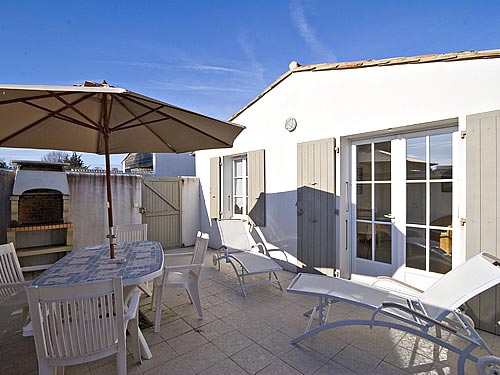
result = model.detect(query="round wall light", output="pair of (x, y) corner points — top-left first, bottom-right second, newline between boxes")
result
(285, 117), (297, 132)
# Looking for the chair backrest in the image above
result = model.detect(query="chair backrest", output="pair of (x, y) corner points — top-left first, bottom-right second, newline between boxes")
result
(191, 232), (209, 278)
(0, 243), (25, 303)
(218, 219), (253, 251)
(27, 278), (125, 366)
(419, 252), (500, 319)
(115, 224), (147, 244)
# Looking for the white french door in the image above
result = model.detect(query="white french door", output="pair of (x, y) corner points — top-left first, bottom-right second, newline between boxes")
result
(351, 128), (457, 281)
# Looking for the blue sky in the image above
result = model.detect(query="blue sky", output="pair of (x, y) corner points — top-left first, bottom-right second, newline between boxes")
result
(1, 0), (499, 168)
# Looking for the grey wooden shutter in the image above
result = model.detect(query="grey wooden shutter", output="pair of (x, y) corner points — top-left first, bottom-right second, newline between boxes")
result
(465, 110), (500, 334)
(247, 149), (266, 226)
(209, 157), (220, 219)
(297, 138), (336, 276)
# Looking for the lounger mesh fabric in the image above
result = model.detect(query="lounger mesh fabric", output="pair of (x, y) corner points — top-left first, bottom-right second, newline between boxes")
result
(214, 219), (282, 296)
(287, 252), (500, 375)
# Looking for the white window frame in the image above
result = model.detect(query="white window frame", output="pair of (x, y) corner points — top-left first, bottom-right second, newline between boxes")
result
(231, 155), (248, 218)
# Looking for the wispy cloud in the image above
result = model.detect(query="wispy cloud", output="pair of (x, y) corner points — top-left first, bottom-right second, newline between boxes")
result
(289, 0), (336, 62)
(237, 32), (265, 85)
(146, 81), (255, 94)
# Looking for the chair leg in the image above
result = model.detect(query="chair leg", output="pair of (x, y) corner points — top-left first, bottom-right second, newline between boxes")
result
(116, 349), (127, 375)
(128, 316), (142, 364)
(154, 284), (164, 333)
(150, 284), (157, 311)
(273, 272), (283, 291)
(186, 286), (203, 319)
(21, 306), (29, 328)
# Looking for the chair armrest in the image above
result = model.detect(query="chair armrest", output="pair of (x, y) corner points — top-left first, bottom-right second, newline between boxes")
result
(0, 281), (32, 290)
(164, 251), (194, 258)
(164, 263), (202, 272)
(373, 302), (457, 334)
(371, 276), (423, 298)
(124, 290), (141, 322)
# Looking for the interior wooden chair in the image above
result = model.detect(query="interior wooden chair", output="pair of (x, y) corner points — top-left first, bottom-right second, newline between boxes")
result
(27, 277), (141, 375)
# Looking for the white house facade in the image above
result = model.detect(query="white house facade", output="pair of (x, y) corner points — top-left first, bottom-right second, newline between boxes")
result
(196, 50), (500, 317)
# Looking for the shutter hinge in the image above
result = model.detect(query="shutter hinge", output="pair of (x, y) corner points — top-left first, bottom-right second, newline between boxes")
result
(460, 131), (466, 139)
(460, 218), (466, 226)
(335, 146), (340, 154)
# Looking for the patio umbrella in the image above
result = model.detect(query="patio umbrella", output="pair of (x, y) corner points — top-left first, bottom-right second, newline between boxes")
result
(0, 81), (244, 258)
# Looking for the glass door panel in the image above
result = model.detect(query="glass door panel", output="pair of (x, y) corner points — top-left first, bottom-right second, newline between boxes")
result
(405, 133), (453, 274)
(354, 141), (393, 270)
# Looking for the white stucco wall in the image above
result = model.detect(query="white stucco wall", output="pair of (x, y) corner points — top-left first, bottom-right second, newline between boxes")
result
(180, 176), (200, 247)
(196, 58), (500, 278)
(153, 153), (195, 177)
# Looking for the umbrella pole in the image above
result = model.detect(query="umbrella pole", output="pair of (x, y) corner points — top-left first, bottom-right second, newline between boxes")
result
(104, 132), (115, 259)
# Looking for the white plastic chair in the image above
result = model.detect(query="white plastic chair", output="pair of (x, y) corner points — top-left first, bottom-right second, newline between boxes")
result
(27, 277), (141, 375)
(213, 219), (282, 296)
(0, 242), (31, 329)
(114, 224), (152, 296)
(152, 231), (209, 332)
(287, 252), (500, 375)
(115, 224), (148, 244)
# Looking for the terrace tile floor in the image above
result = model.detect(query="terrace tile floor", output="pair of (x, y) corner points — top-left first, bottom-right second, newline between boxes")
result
(2, 249), (499, 375)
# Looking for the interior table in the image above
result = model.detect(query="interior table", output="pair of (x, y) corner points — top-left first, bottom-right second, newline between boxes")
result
(32, 241), (164, 360)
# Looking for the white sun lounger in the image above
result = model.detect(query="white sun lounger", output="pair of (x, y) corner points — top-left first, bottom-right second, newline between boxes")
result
(287, 252), (500, 375)
(213, 219), (282, 296)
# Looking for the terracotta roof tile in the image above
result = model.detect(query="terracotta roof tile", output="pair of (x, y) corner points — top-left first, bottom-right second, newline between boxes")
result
(229, 49), (500, 121)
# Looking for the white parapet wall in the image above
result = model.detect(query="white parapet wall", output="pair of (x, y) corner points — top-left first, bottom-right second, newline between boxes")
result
(180, 176), (200, 247)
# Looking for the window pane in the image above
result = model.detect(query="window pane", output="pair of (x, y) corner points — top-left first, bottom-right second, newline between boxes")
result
(357, 222), (371, 260)
(430, 182), (452, 226)
(357, 184), (371, 220)
(407, 183), (426, 225)
(234, 178), (245, 195)
(430, 133), (452, 179)
(407, 137), (426, 180)
(406, 227), (426, 270)
(234, 158), (246, 177)
(234, 197), (244, 215)
(375, 224), (391, 264)
(430, 229), (452, 274)
(374, 142), (391, 181)
(357, 144), (372, 181)
(374, 184), (391, 222)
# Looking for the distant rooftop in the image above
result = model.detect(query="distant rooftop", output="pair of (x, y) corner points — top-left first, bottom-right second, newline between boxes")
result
(229, 49), (500, 121)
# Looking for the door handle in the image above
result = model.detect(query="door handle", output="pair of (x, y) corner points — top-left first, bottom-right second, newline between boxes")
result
(309, 219), (318, 223)
(384, 213), (395, 220)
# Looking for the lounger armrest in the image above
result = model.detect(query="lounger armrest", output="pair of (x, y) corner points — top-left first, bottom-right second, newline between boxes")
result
(371, 276), (424, 298)
(377, 302), (457, 334)
(124, 290), (141, 323)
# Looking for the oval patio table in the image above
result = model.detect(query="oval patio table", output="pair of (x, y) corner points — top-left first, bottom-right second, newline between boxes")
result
(31, 241), (164, 360)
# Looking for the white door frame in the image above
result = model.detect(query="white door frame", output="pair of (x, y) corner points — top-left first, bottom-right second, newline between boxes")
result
(348, 126), (459, 286)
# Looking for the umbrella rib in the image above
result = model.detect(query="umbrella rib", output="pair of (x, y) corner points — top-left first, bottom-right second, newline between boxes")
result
(111, 104), (167, 131)
(113, 95), (177, 152)
(0, 92), (97, 145)
(52, 92), (101, 128)
(22, 101), (100, 131)
(118, 93), (234, 147)
(114, 117), (169, 131)
(0, 91), (78, 107)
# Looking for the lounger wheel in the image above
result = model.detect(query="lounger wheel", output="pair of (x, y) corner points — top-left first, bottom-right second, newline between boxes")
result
(213, 254), (218, 266)
(477, 355), (500, 375)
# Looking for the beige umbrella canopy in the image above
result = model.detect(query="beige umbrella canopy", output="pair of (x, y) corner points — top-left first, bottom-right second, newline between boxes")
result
(0, 81), (245, 258)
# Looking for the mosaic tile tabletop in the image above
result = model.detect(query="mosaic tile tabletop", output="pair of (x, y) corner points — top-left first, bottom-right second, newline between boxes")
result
(33, 241), (164, 287)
